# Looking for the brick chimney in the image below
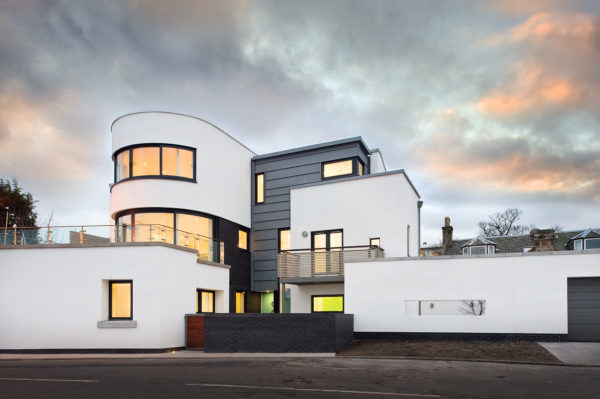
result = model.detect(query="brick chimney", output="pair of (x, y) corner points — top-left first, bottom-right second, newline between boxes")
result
(442, 216), (453, 246)
(529, 228), (557, 252)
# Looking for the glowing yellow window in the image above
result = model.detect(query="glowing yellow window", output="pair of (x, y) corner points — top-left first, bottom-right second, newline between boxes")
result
(162, 147), (194, 179)
(279, 229), (291, 252)
(256, 173), (264, 203)
(323, 159), (353, 178)
(132, 147), (160, 176)
(109, 281), (132, 319)
(238, 229), (248, 250)
(197, 290), (214, 313)
(236, 292), (245, 313)
(312, 295), (343, 313)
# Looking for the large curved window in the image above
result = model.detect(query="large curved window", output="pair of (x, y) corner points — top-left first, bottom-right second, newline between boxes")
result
(114, 144), (195, 183)
(115, 209), (215, 261)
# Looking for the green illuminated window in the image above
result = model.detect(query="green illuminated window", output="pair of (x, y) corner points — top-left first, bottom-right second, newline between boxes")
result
(312, 295), (344, 313)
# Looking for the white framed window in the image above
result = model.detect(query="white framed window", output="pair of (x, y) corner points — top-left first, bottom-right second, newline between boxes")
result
(574, 239), (583, 250)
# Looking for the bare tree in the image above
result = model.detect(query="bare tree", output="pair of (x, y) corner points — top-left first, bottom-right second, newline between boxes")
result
(459, 300), (486, 316)
(478, 208), (531, 236)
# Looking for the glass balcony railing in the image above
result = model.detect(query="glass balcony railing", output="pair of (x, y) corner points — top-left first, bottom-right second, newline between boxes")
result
(0, 224), (224, 264)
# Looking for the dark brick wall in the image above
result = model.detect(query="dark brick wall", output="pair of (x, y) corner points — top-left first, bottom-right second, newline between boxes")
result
(204, 313), (354, 352)
(354, 332), (568, 342)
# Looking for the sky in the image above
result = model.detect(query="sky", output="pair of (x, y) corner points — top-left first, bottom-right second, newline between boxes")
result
(0, 0), (599, 245)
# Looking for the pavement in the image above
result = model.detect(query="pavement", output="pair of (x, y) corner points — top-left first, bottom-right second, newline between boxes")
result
(539, 342), (600, 366)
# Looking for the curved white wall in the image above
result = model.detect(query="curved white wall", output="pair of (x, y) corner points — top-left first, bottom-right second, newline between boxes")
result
(110, 112), (254, 227)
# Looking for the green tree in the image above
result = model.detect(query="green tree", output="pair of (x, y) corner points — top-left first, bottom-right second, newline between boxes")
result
(0, 178), (38, 228)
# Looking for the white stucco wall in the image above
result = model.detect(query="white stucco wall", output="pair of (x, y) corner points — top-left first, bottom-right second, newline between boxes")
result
(290, 172), (420, 257)
(110, 112), (254, 227)
(369, 150), (386, 173)
(345, 251), (600, 334)
(0, 245), (229, 349)
(287, 283), (344, 313)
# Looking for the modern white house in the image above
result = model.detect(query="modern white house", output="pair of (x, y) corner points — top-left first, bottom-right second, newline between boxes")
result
(1, 111), (599, 351)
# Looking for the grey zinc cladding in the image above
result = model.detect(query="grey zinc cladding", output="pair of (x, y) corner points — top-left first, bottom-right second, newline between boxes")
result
(250, 138), (371, 291)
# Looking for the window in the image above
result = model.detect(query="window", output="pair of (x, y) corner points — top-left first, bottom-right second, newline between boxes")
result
(255, 173), (264, 204)
(109, 280), (132, 320)
(312, 230), (343, 274)
(197, 290), (215, 313)
(462, 245), (496, 255)
(585, 238), (600, 250)
(238, 229), (248, 250)
(114, 144), (195, 183)
(370, 237), (380, 248)
(574, 240), (583, 250)
(279, 228), (291, 252)
(236, 291), (245, 313)
(312, 295), (344, 313)
(321, 158), (365, 180)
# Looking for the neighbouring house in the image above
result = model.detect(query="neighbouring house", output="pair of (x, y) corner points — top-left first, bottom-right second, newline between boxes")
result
(419, 217), (600, 256)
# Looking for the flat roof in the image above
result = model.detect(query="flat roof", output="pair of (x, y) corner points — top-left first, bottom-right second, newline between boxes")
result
(252, 136), (371, 160)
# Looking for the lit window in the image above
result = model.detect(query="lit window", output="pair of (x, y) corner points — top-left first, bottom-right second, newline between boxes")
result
(312, 295), (344, 313)
(323, 159), (354, 179)
(132, 147), (160, 177)
(238, 229), (248, 250)
(109, 280), (132, 320)
(279, 229), (291, 252)
(236, 292), (245, 313)
(370, 237), (380, 247)
(114, 145), (195, 182)
(256, 173), (264, 204)
(115, 151), (129, 182)
(585, 238), (600, 250)
(358, 162), (364, 176)
(162, 147), (194, 179)
(197, 290), (215, 313)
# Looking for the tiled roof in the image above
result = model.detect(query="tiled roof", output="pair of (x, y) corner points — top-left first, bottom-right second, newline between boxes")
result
(441, 230), (584, 255)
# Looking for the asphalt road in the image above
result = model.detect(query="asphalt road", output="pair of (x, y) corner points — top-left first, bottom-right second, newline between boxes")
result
(0, 357), (598, 399)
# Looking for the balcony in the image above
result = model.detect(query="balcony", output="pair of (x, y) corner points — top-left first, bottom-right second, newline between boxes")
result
(277, 245), (384, 281)
(0, 224), (224, 264)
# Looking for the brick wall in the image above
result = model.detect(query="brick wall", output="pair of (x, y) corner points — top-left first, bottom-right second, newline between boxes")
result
(204, 313), (354, 352)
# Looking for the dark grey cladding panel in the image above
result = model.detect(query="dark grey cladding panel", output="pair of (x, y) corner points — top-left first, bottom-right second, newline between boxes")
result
(254, 210), (290, 223)
(253, 239), (277, 251)
(254, 202), (290, 214)
(253, 249), (279, 261)
(252, 220), (290, 231)
(266, 173), (321, 190)
(267, 194), (290, 203)
(251, 139), (370, 291)
(254, 145), (364, 173)
(266, 163), (321, 179)
(253, 259), (278, 271)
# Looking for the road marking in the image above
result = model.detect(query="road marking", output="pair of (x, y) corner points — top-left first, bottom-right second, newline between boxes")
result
(0, 377), (99, 383)
(186, 383), (440, 397)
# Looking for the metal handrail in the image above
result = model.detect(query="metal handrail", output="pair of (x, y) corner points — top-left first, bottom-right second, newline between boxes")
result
(281, 244), (384, 252)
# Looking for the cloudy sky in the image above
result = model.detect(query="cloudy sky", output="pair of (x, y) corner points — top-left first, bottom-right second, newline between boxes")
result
(0, 0), (599, 244)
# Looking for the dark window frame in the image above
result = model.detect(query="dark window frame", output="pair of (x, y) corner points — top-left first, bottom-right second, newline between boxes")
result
(108, 280), (133, 320)
(278, 228), (291, 252)
(255, 173), (265, 204)
(311, 229), (344, 250)
(238, 227), (249, 251)
(197, 289), (216, 313)
(321, 157), (364, 181)
(311, 294), (344, 313)
(113, 143), (197, 184)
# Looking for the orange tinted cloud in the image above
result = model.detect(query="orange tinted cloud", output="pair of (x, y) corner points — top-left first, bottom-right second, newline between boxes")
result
(477, 63), (581, 116)
(417, 132), (599, 198)
(489, 0), (564, 16)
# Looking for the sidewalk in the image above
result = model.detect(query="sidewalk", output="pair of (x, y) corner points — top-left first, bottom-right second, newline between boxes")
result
(539, 343), (600, 366)
(0, 351), (335, 361)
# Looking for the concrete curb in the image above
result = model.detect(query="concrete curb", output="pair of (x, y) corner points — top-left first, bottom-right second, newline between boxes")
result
(0, 352), (336, 361)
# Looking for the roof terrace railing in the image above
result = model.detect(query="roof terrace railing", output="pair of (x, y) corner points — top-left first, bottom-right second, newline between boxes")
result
(0, 224), (224, 264)
(277, 245), (384, 279)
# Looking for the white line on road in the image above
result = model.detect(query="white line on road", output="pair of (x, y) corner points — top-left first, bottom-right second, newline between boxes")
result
(0, 377), (100, 383)
(187, 383), (440, 397)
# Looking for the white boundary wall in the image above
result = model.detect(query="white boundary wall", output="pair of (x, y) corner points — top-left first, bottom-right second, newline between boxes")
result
(290, 172), (420, 257)
(110, 112), (254, 227)
(346, 251), (600, 334)
(0, 245), (229, 349)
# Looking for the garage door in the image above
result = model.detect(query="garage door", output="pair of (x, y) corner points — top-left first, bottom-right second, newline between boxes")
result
(568, 278), (600, 342)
